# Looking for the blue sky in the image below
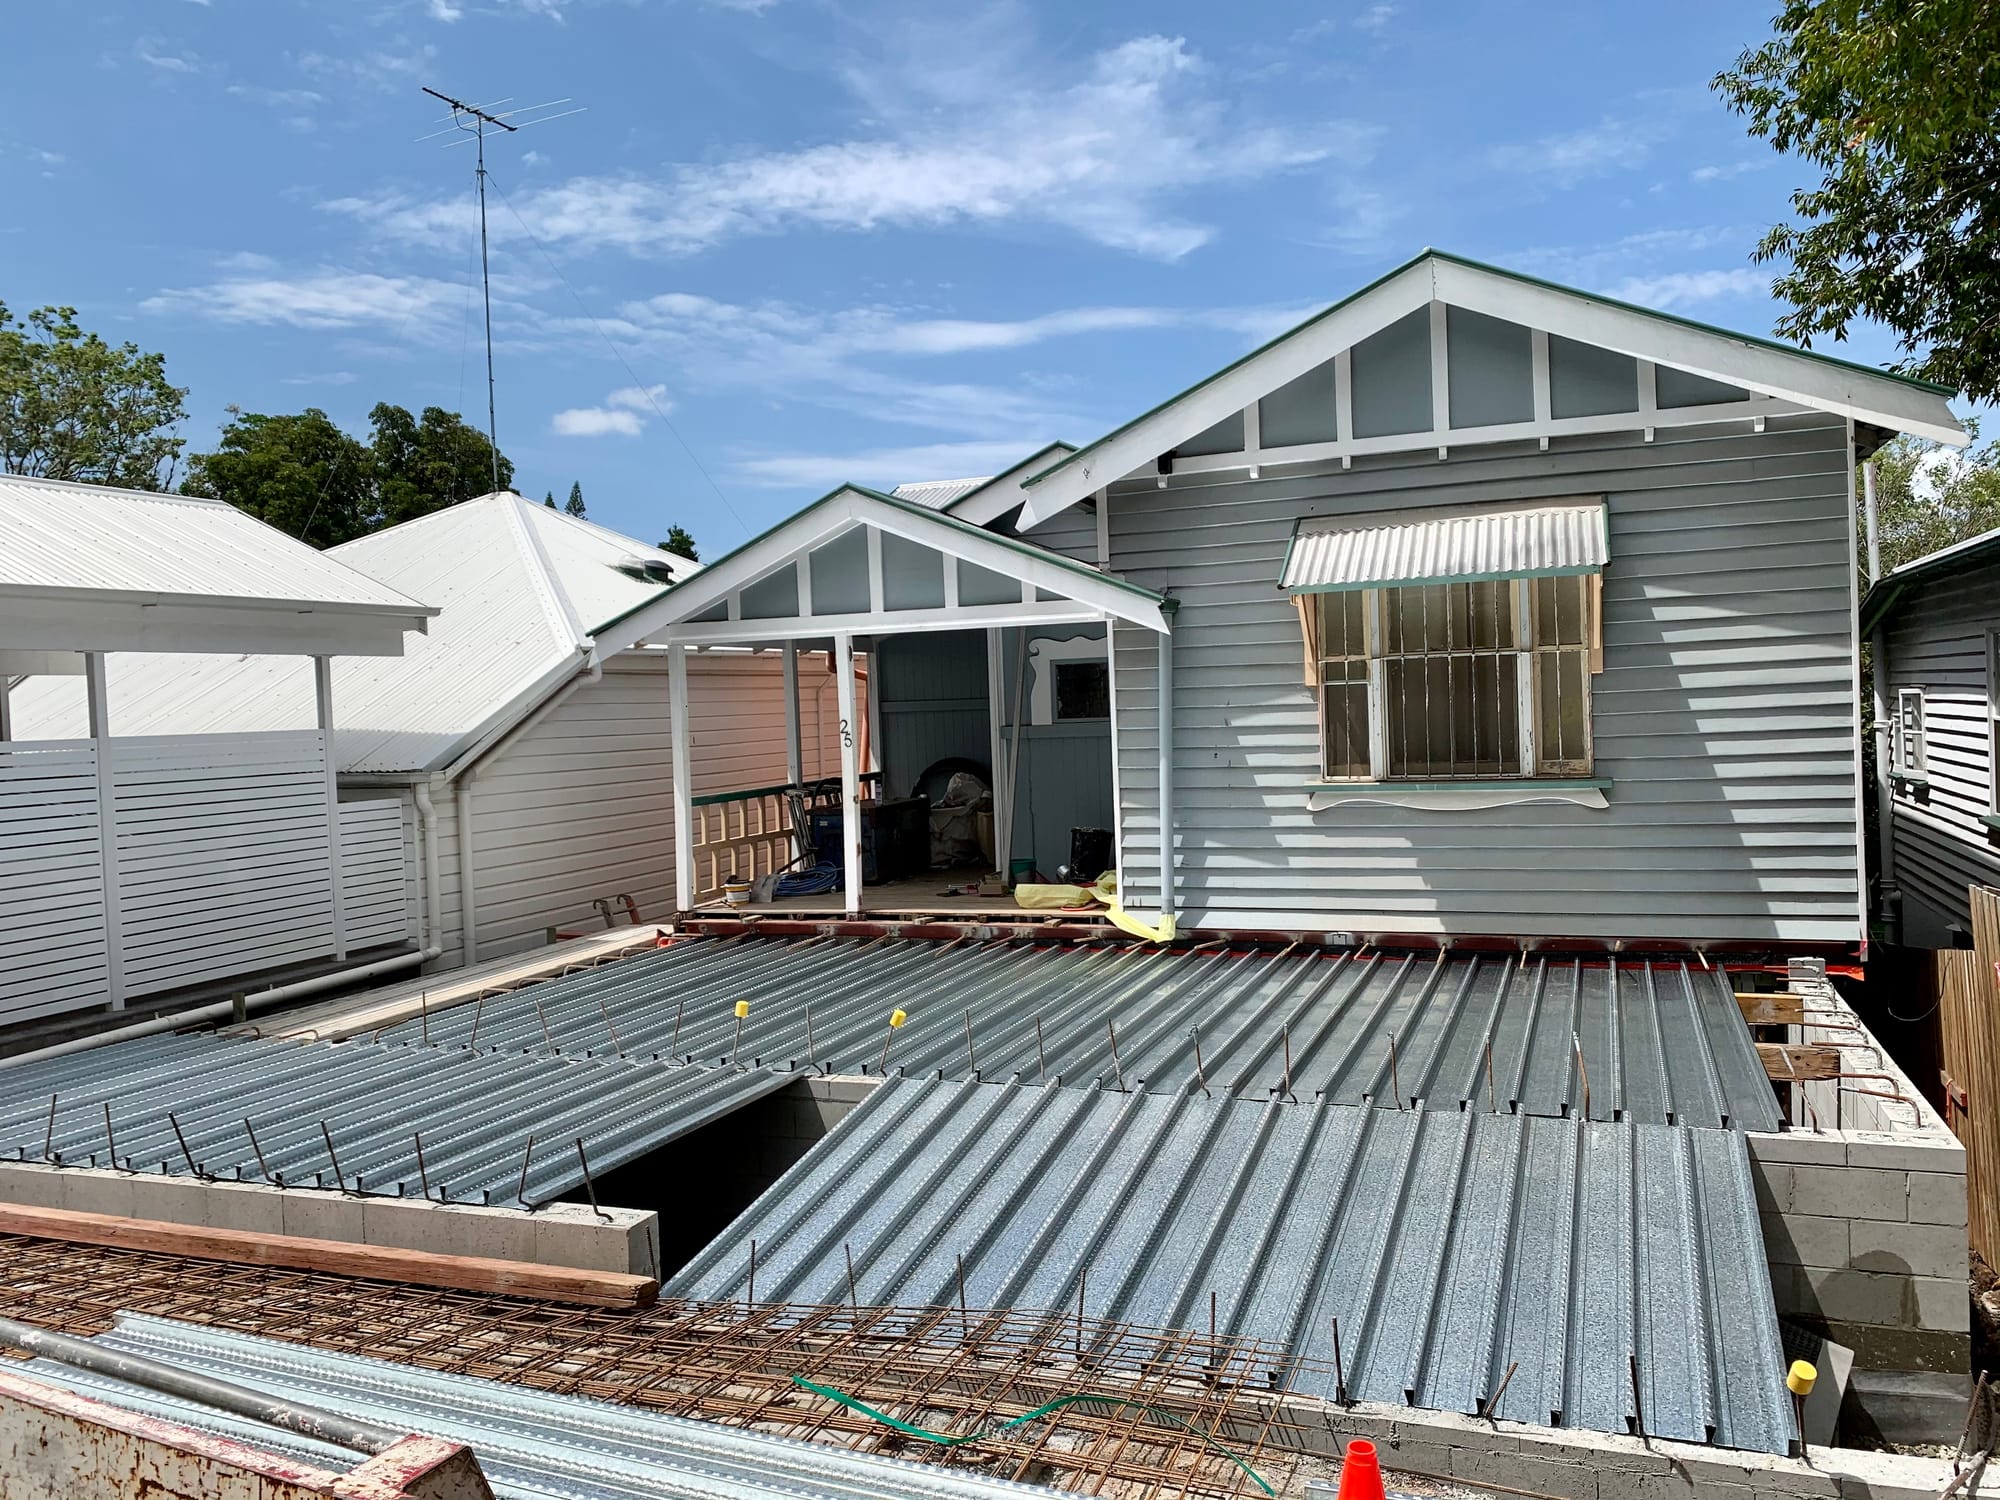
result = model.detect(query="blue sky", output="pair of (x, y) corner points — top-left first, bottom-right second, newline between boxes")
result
(0, 1), (1922, 553)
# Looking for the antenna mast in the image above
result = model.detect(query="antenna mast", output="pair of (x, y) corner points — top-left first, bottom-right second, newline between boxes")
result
(423, 87), (516, 493)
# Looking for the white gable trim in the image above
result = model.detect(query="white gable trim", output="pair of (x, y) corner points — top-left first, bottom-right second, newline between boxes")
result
(948, 441), (1082, 527)
(1015, 254), (1965, 530)
(592, 486), (1171, 655)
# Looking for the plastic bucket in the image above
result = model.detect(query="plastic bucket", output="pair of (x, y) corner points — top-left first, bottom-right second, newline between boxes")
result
(723, 878), (752, 908)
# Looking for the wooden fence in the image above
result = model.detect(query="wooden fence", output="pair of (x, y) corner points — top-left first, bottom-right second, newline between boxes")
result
(1939, 884), (2000, 1264)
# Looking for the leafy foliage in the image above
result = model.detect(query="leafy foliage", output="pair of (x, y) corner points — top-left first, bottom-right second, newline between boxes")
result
(0, 301), (189, 490)
(1715, 0), (2000, 400)
(659, 524), (699, 561)
(184, 403), (512, 547)
(1863, 423), (2000, 571)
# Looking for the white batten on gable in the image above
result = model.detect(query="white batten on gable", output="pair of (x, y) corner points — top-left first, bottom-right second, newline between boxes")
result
(1013, 252), (1966, 529)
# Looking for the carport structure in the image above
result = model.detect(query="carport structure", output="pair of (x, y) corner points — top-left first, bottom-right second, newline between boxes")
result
(597, 484), (1174, 917)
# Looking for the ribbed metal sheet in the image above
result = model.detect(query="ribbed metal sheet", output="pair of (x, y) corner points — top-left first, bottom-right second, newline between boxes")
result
(0, 1030), (781, 1206)
(372, 936), (1781, 1130)
(28, 1313), (1072, 1500)
(6, 493), (689, 773)
(0, 473), (431, 614)
(1282, 500), (1609, 592)
(892, 477), (991, 511)
(671, 1076), (1791, 1454)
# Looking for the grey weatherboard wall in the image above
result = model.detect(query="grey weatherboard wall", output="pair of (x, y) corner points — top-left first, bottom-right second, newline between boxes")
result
(1062, 413), (1863, 942)
(1878, 558), (2000, 945)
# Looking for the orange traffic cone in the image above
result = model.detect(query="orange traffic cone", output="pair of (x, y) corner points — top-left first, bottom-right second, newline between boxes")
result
(1335, 1437), (1386, 1500)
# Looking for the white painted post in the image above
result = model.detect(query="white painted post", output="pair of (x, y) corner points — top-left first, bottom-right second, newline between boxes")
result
(1156, 628), (1175, 920)
(782, 641), (802, 787)
(986, 629), (1010, 878)
(0, 678), (12, 742)
(84, 652), (125, 1010)
(315, 657), (348, 961)
(834, 632), (863, 915)
(669, 642), (694, 913)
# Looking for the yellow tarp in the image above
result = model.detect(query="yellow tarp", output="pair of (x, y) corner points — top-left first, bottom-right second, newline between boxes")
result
(1012, 872), (1176, 943)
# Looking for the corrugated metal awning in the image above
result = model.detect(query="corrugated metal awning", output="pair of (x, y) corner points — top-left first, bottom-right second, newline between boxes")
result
(670, 1075), (1792, 1453)
(1281, 500), (1609, 592)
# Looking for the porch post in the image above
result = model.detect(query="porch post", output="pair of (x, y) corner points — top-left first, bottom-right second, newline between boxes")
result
(315, 656), (348, 961)
(84, 652), (125, 1010)
(1156, 628), (1175, 920)
(986, 629), (1010, 878)
(834, 632), (863, 914)
(781, 640), (802, 786)
(0, 678), (12, 742)
(669, 642), (695, 913)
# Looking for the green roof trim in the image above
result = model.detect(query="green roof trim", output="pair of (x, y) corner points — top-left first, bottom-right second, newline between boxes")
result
(1023, 247), (1958, 493)
(939, 441), (1078, 516)
(1860, 521), (2000, 633)
(592, 478), (1170, 640)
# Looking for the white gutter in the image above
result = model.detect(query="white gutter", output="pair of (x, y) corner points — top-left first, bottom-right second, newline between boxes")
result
(1863, 460), (1899, 936)
(0, 948), (435, 1072)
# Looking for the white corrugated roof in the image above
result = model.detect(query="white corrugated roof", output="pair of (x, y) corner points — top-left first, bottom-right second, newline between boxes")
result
(1282, 500), (1609, 592)
(7, 493), (699, 775)
(891, 476), (991, 511)
(0, 474), (429, 614)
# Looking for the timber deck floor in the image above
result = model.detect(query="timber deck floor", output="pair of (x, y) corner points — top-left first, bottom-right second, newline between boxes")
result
(704, 866), (1099, 920)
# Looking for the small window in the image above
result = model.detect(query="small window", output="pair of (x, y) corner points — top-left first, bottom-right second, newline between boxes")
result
(1053, 660), (1110, 721)
(1896, 688), (1928, 779)
(1311, 575), (1598, 781)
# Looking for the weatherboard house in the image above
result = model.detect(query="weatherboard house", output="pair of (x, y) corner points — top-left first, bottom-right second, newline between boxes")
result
(621, 249), (1965, 952)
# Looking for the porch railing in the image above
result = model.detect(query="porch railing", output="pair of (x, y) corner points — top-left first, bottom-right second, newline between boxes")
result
(689, 773), (883, 903)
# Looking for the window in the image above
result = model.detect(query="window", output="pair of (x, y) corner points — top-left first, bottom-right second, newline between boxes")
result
(1895, 687), (1928, 781)
(1053, 660), (1110, 721)
(1313, 575), (1597, 781)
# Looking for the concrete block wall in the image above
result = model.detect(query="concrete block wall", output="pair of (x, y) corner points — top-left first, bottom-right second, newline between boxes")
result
(726, 1075), (877, 1204)
(0, 1160), (661, 1277)
(1747, 1130), (1969, 1372)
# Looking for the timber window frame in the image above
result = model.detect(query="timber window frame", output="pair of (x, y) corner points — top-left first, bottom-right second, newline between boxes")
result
(1308, 574), (1601, 783)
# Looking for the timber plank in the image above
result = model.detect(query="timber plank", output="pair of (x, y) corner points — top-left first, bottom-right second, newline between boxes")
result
(0, 1203), (656, 1310)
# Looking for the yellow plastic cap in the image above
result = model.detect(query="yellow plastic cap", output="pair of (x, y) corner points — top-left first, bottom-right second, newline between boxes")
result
(734, 1000), (750, 1019)
(1786, 1360), (1817, 1396)
(889, 1009), (908, 1028)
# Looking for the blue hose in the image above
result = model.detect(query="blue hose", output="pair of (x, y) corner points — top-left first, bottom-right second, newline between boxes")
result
(774, 862), (843, 897)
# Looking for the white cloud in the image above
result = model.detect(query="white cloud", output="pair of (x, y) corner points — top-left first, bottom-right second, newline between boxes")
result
(551, 384), (674, 438)
(279, 370), (360, 386)
(733, 439), (1043, 491)
(300, 44), (436, 90)
(326, 32), (1355, 260)
(427, 0), (464, 18)
(141, 270), (465, 331)
(1487, 118), (1662, 185)
(1690, 160), (1769, 184)
(1354, 4), (1397, 34)
(552, 406), (644, 437)
(135, 40), (202, 74)
(1606, 268), (1771, 309)
(228, 84), (323, 108)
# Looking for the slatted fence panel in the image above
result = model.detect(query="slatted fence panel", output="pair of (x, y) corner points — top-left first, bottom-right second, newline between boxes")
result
(110, 732), (335, 997)
(340, 799), (410, 950)
(0, 741), (109, 1024)
(1942, 886), (2000, 1265)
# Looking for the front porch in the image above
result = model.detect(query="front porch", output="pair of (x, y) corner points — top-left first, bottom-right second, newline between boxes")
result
(592, 484), (1175, 920)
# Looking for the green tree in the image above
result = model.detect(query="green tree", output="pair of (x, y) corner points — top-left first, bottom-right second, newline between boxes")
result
(181, 408), (374, 546)
(544, 490), (556, 507)
(565, 480), (585, 518)
(1715, 0), (2000, 400)
(184, 402), (513, 546)
(659, 524), (699, 561)
(371, 403), (512, 528)
(0, 301), (188, 489)
(1862, 423), (2000, 572)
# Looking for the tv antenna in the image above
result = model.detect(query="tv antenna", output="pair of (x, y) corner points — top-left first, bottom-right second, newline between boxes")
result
(419, 88), (583, 493)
